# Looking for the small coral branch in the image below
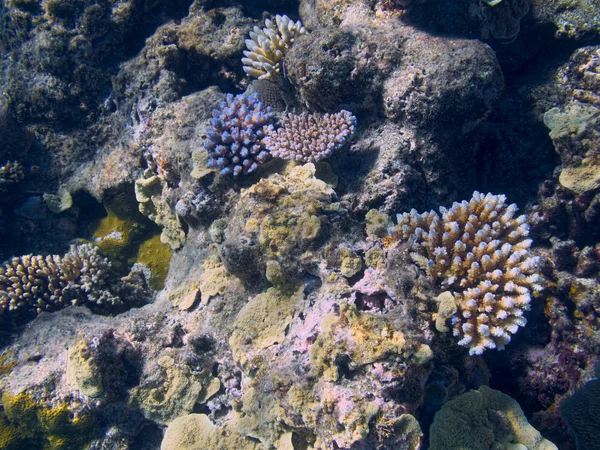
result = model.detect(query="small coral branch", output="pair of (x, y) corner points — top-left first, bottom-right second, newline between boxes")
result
(263, 110), (357, 163)
(0, 161), (24, 192)
(242, 15), (306, 81)
(391, 191), (543, 355)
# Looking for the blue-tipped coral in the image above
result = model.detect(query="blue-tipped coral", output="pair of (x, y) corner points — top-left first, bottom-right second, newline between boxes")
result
(205, 93), (275, 177)
(391, 192), (543, 355)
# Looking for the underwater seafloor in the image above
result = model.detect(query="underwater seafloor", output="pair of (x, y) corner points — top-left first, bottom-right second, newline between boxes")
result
(0, 0), (599, 449)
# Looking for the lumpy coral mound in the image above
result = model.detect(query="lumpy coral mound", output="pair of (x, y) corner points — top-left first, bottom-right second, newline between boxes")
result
(391, 191), (543, 355)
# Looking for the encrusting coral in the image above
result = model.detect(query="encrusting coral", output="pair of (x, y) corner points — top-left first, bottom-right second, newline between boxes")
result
(263, 110), (357, 163)
(0, 244), (116, 318)
(205, 93), (275, 176)
(242, 15), (306, 81)
(390, 191), (543, 355)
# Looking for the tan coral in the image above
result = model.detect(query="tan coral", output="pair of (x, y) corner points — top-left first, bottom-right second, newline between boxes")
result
(242, 15), (306, 81)
(391, 191), (543, 355)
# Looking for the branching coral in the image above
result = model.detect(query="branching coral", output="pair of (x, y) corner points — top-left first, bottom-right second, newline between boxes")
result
(391, 191), (543, 355)
(263, 110), (356, 163)
(242, 15), (306, 81)
(0, 244), (115, 317)
(205, 93), (274, 177)
(0, 161), (24, 192)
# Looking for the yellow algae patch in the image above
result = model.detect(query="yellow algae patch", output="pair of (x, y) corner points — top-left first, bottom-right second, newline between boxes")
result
(161, 413), (264, 450)
(93, 207), (143, 262)
(136, 233), (172, 290)
(559, 164), (600, 194)
(230, 286), (304, 367)
(310, 302), (407, 382)
(1, 391), (97, 450)
(199, 256), (236, 305)
(0, 351), (17, 377)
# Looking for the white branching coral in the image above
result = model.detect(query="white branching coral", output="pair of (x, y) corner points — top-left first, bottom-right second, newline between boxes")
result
(391, 192), (543, 355)
(263, 110), (357, 163)
(242, 14), (306, 81)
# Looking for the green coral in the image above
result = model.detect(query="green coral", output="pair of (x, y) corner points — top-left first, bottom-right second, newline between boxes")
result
(128, 354), (220, 425)
(429, 385), (557, 450)
(229, 286), (304, 369)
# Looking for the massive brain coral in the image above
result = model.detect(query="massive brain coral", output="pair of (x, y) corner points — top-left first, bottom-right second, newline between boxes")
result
(263, 110), (357, 163)
(204, 93), (274, 177)
(242, 14), (306, 81)
(391, 191), (543, 355)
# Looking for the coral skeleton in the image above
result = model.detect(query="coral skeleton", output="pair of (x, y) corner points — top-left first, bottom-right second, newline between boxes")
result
(0, 244), (114, 317)
(391, 191), (543, 355)
(263, 110), (357, 163)
(242, 14), (306, 81)
(205, 93), (275, 177)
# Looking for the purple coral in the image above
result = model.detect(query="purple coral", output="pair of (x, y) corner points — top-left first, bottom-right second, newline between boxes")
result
(205, 93), (275, 177)
(263, 110), (357, 163)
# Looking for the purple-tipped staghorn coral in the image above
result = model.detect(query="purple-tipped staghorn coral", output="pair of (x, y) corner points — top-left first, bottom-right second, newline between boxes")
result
(391, 191), (543, 355)
(205, 93), (275, 177)
(263, 110), (356, 163)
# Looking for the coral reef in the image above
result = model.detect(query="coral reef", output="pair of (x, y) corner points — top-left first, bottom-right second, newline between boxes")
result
(135, 175), (186, 250)
(390, 192), (543, 355)
(0, 0), (598, 448)
(242, 15), (306, 82)
(263, 110), (357, 163)
(205, 93), (275, 177)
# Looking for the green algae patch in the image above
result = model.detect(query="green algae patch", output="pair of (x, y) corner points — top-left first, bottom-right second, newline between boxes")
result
(136, 233), (172, 290)
(0, 391), (97, 450)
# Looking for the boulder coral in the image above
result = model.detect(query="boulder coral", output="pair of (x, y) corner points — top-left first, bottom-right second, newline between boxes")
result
(429, 385), (557, 449)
